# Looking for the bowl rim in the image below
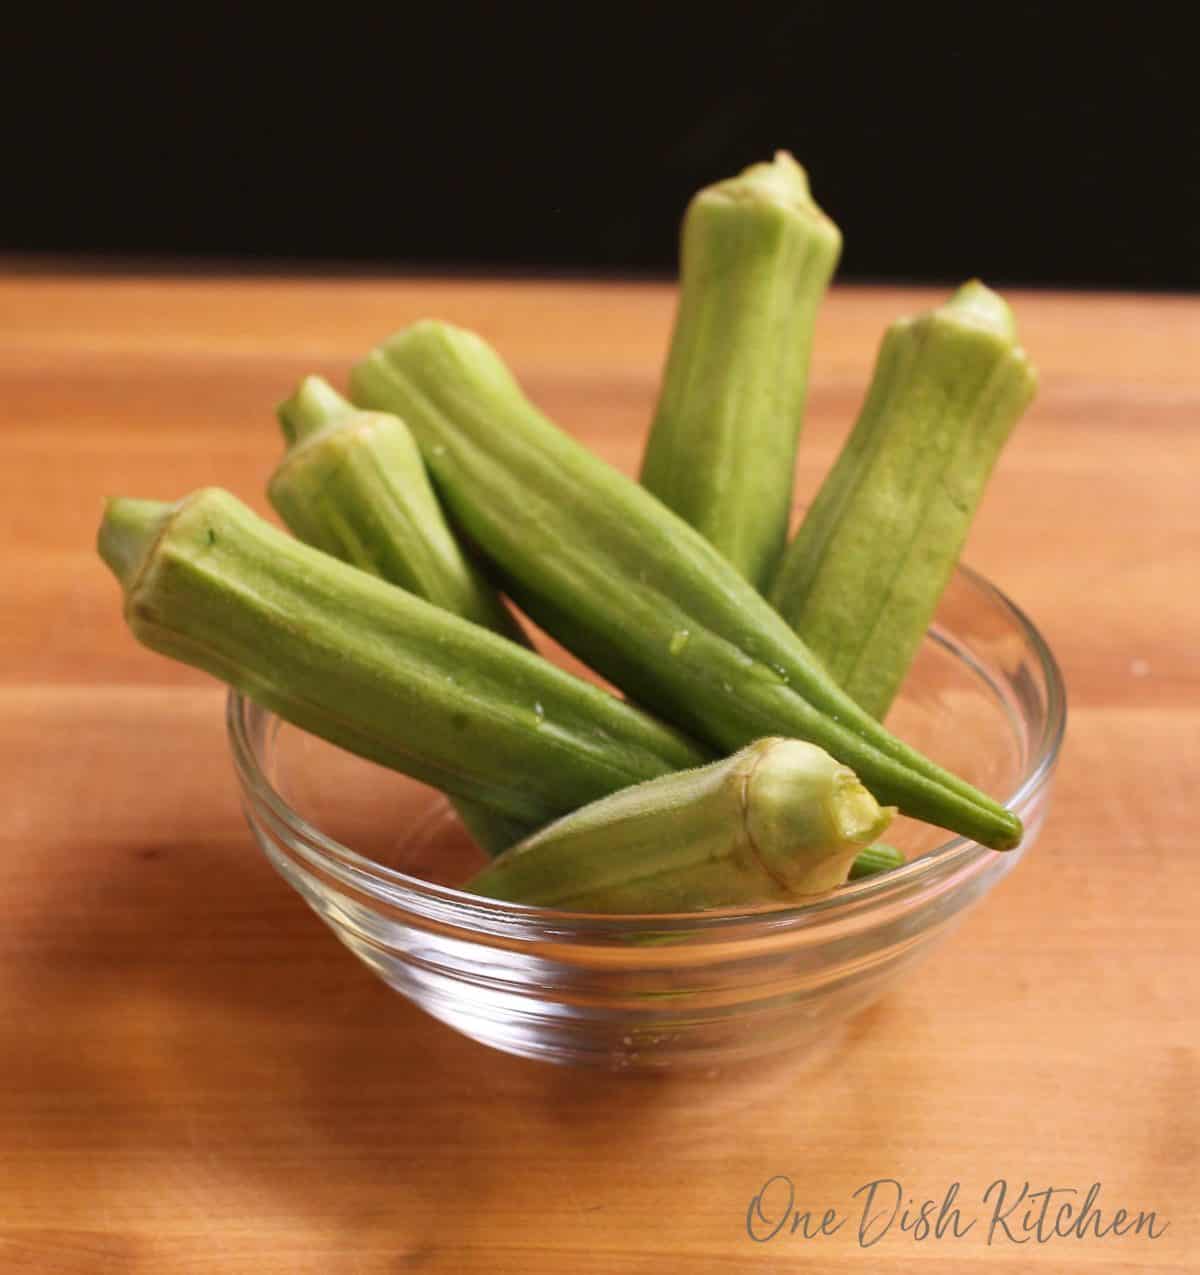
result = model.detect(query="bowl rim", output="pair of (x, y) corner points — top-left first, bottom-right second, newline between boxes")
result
(227, 562), (1066, 935)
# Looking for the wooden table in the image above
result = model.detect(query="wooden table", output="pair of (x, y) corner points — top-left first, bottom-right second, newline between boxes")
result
(2, 271), (1197, 1272)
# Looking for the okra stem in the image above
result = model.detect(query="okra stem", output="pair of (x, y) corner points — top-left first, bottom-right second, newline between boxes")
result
(350, 322), (1023, 851)
(640, 152), (841, 587)
(278, 375), (357, 445)
(769, 281), (1037, 720)
(271, 375), (530, 852)
(97, 497), (171, 583)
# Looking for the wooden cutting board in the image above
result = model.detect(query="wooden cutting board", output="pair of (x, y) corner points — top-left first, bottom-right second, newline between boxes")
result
(1, 270), (1197, 1272)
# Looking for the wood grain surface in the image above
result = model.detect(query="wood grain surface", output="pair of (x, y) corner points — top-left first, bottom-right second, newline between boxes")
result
(1, 270), (1197, 1272)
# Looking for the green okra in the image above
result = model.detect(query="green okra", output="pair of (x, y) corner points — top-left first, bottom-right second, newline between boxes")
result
(847, 842), (906, 880)
(466, 738), (894, 913)
(770, 281), (1038, 720)
(269, 381), (901, 876)
(349, 321), (1023, 851)
(97, 488), (710, 829)
(640, 151), (842, 588)
(270, 375), (530, 854)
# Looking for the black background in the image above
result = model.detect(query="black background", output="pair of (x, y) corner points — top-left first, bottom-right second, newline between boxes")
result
(5, 4), (1196, 288)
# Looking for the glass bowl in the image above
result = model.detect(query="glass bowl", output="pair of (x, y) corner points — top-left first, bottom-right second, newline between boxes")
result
(228, 564), (1064, 1071)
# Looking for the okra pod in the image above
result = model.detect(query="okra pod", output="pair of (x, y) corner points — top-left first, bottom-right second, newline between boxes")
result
(270, 376), (530, 853)
(349, 322), (1023, 851)
(97, 489), (710, 829)
(466, 738), (893, 913)
(640, 151), (841, 587)
(769, 281), (1038, 720)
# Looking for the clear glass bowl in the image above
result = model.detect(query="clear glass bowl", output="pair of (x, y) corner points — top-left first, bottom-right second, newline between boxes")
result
(229, 565), (1064, 1071)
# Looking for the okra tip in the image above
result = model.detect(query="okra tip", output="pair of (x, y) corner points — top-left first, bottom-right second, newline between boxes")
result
(277, 375), (355, 447)
(98, 497), (173, 591)
(989, 811), (1024, 852)
(848, 842), (907, 881)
